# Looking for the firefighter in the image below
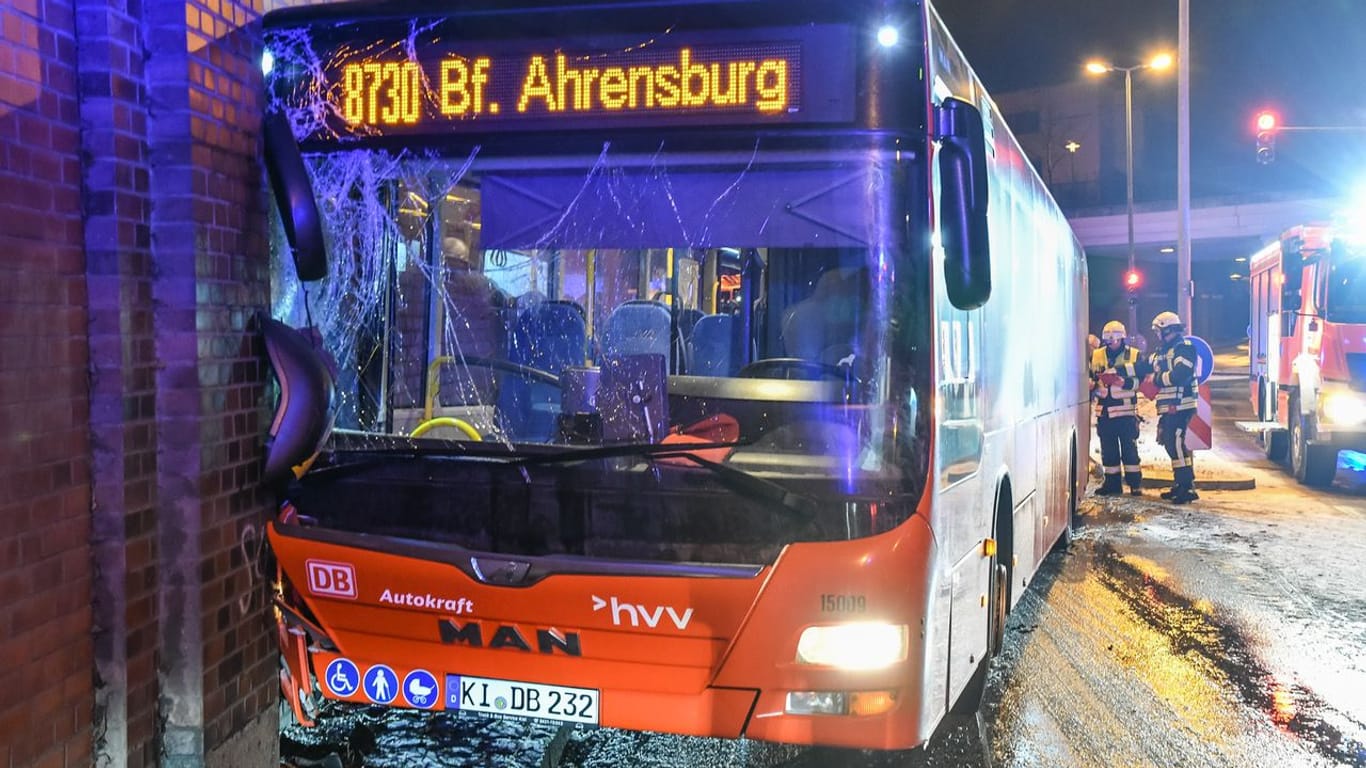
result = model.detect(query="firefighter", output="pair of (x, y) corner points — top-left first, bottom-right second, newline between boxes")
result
(1090, 320), (1146, 495)
(1149, 311), (1200, 504)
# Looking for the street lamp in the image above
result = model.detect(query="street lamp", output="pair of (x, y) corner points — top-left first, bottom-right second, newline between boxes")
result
(1085, 52), (1174, 332)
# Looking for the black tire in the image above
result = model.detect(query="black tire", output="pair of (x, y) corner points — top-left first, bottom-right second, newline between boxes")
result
(1261, 378), (1288, 462)
(1264, 427), (1288, 463)
(1289, 394), (1337, 487)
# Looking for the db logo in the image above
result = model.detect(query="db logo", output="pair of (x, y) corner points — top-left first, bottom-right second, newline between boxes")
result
(306, 560), (357, 599)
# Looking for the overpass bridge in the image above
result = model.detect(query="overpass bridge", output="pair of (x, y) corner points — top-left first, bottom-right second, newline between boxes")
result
(1068, 195), (1341, 264)
(1066, 194), (1342, 343)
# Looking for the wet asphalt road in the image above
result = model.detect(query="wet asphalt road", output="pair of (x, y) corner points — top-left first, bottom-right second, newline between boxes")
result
(283, 380), (1366, 767)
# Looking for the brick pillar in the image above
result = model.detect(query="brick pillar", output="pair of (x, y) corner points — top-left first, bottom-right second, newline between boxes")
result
(143, 0), (278, 764)
(72, 0), (160, 761)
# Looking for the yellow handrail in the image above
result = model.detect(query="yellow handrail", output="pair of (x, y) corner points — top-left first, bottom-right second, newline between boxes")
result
(424, 355), (455, 421)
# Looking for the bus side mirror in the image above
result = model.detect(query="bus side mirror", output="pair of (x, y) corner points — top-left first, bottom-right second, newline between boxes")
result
(258, 313), (336, 485)
(934, 97), (991, 310)
(263, 110), (327, 282)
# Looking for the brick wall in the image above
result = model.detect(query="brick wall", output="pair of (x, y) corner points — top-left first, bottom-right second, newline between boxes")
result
(0, 0), (94, 763)
(2, 0), (279, 763)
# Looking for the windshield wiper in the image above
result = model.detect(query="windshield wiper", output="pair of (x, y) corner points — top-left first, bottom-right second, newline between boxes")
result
(514, 442), (819, 524)
(301, 438), (819, 525)
(510, 440), (749, 466)
(300, 438), (746, 481)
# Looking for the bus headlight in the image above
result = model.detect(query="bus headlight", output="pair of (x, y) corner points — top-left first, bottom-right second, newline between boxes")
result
(795, 623), (908, 670)
(1322, 390), (1366, 427)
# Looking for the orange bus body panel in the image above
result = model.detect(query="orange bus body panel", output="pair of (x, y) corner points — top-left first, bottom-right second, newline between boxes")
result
(268, 508), (935, 748)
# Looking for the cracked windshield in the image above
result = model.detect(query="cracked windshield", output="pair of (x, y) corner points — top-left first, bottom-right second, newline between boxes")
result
(269, 142), (927, 556)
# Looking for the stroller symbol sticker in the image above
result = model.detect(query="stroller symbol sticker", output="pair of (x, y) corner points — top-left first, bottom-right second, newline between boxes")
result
(403, 669), (439, 709)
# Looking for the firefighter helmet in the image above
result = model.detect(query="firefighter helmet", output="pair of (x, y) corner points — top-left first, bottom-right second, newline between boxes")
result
(1101, 320), (1127, 344)
(1151, 311), (1183, 333)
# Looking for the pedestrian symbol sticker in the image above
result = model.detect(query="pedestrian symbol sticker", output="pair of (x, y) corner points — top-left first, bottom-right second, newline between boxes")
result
(324, 658), (359, 697)
(364, 664), (398, 704)
(404, 669), (439, 709)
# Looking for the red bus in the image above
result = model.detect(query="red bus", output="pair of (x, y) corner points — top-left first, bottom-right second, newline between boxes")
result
(260, 0), (1090, 753)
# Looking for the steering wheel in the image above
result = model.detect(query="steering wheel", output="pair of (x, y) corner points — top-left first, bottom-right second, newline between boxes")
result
(738, 357), (849, 382)
(411, 417), (483, 441)
(448, 355), (562, 387)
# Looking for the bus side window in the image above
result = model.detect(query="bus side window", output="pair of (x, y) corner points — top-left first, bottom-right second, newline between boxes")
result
(937, 313), (982, 485)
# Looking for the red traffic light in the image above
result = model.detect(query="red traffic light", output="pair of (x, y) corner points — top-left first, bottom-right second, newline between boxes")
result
(1255, 110), (1279, 164)
(1124, 269), (1142, 290)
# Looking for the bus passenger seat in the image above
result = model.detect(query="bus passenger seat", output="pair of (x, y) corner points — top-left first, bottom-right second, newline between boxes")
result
(689, 314), (734, 376)
(602, 300), (672, 361)
(499, 300), (587, 440)
(674, 307), (704, 373)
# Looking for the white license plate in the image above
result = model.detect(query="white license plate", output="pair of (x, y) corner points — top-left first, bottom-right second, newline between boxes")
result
(446, 674), (600, 725)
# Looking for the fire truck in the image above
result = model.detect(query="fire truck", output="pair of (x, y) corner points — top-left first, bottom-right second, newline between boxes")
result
(1247, 224), (1366, 486)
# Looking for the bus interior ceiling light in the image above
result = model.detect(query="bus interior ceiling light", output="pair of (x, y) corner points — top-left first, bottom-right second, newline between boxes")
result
(877, 24), (899, 48)
(796, 623), (908, 669)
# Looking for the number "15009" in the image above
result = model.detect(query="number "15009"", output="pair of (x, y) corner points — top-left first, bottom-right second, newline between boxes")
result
(820, 593), (867, 613)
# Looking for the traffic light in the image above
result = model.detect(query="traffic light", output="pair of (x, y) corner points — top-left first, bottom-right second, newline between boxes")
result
(1255, 110), (1278, 164)
(1124, 268), (1142, 304)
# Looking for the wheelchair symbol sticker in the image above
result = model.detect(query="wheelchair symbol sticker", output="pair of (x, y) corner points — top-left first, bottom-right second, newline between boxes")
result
(403, 669), (439, 709)
(364, 664), (398, 704)
(324, 658), (359, 697)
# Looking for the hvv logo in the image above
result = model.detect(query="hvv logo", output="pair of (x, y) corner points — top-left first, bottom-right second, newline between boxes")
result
(591, 595), (694, 630)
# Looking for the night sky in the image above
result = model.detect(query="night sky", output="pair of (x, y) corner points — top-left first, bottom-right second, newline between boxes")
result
(934, 0), (1366, 202)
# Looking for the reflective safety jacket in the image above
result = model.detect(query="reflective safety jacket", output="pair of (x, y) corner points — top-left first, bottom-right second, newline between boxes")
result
(1150, 336), (1198, 412)
(1090, 345), (1144, 418)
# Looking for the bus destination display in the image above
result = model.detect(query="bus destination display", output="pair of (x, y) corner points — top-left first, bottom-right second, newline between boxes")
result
(269, 25), (855, 139)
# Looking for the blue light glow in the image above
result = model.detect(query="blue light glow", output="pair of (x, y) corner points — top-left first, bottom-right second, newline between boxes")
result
(877, 25), (899, 48)
(262, 49), (274, 76)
